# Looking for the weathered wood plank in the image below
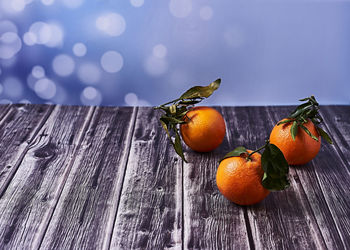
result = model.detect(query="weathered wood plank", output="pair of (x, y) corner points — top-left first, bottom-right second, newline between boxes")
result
(223, 106), (327, 249)
(39, 107), (137, 250)
(182, 107), (251, 249)
(110, 107), (182, 249)
(320, 105), (350, 166)
(266, 105), (349, 249)
(0, 104), (11, 123)
(0, 104), (53, 195)
(0, 105), (94, 249)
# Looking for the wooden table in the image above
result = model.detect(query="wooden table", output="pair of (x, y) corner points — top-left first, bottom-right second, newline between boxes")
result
(0, 104), (349, 249)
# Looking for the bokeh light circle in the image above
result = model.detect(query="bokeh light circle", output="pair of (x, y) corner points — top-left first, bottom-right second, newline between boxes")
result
(100, 51), (123, 73)
(73, 42), (87, 57)
(0, 20), (18, 34)
(27, 22), (63, 47)
(32, 65), (45, 79)
(96, 13), (126, 37)
(199, 6), (213, 21)
(41, 0), (54, 6)
(130, 0), (144, 7)
(169, 0), (192, 18)
(34, 78), (57, 99)
(0, 32), (22, 59)
(77, 63), (101, 84)
(23, 32), (36, 46)
(80, 86), (102, 105)
(124, 93), (138, 106)
(152, 44), (167, 58)
(52, 54), (75, 77)
(1, 0), (26, 13)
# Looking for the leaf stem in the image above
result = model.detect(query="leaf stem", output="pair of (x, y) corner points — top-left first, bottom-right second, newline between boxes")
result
(246, 140), (270, 160)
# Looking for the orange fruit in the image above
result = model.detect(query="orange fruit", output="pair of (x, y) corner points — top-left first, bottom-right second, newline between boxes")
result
(180, 106), (225, 152)
(270, 119), (321, 165)
(216, 150), (270, 205)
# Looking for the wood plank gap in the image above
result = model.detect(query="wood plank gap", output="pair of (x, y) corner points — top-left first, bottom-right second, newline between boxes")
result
(103, 107), (138, 250)
(319, 109), (350, 171)
(243, 208), (256, 250)
(0, 105), (55, 198)
(36, 106), (97, 249)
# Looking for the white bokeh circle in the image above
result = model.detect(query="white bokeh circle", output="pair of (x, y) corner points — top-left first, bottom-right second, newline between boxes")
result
(77, 63), (101, 84)
(0, 32), (22, 59)
(169, 0), (192, 18)
(96, 13), (126, 37)
(34, 78), (57, 99)
(199, 6), (213, 21)
(32, 65), (45, 79)
(73, 42), (87, 57)
(130, 0), (144, 7)
(100, 51), (123, 73)
(80, 86), (102, 105)
(52, 54), (75, 77)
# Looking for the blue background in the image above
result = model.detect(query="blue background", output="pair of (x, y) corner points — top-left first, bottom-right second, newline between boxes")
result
(0, 0), (349, 106)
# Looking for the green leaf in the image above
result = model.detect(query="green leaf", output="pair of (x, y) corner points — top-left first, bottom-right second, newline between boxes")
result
(179, 78), (221, 100)
(317, 126), (333, 144)
(261, 144), (289, 191)
(160, 118), (172, 140)
(220, 146), (248, 162)
(160, 115), (186, 124)
(277, 119), (294, 126)
(299, 97), (310, 101)
(178, 99), (202, 105)
(289, 103), (312, 118)
(174, 130), (187, 163)
(290, 121), (298, 141)
(170, 104), (177, 114)
(300, 124), (319, 141)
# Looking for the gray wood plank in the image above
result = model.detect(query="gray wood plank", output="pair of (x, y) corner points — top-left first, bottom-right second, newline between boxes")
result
(0, 104), (11, 123)
(266, 105), (349, 249)
(0, 105), (94, 249)
(182, 107), (251, 249)
(223, 106), (327, 249)
(320, 105), (350, 166)
(39, 107), (137, 250)
(0, 104), (54, 195)
(110, 107), (183, 250)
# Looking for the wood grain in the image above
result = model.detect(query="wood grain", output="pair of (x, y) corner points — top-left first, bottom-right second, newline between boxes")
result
(224, 106), (327, 249)
(0, 104), (53, 196)
(110, 107), (183, 250)
(267, 105), (348, 249)
(39, 107), (137, 250)
(0, 104), (11, 123)
(0, 104), (348, 249)
(0, 105), (94, 249)
(182, 107), (251, 249)
(320, 105), (350, 165)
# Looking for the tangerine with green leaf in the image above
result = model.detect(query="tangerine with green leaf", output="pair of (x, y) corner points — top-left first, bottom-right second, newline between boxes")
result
(180, 106), (226, 152)
(270, 119), (321, 165)
(269, 96), (332, 165)
(216, 142), (289, 206)
(154, 78), (222, 162)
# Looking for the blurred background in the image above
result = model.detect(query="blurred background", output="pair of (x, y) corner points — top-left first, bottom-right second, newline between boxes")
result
(0, 0), (349, 106)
